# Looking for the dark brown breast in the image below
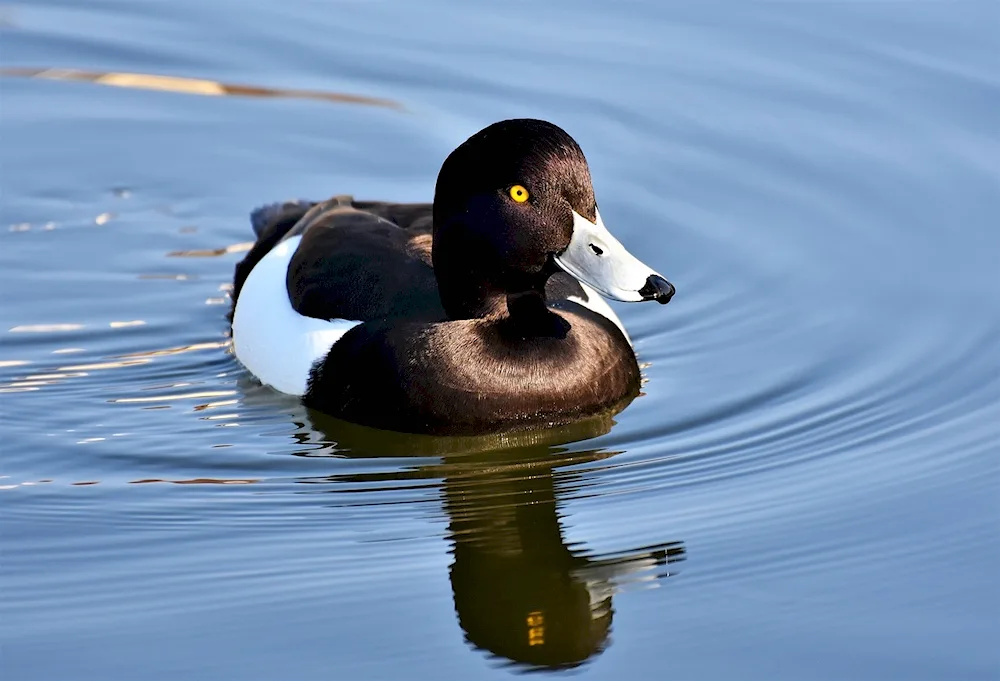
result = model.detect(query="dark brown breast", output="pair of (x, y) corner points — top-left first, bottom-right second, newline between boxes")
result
(304, 307), (640, 435)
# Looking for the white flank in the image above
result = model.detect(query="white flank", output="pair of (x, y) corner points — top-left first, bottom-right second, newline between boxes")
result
(232, 235), (361, 395)
(566, 282), (632, 347)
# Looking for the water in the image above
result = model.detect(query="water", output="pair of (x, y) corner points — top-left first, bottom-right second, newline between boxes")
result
(2, 1), (998, 678)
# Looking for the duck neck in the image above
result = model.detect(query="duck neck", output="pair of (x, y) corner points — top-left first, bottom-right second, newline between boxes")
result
(434, 263), (509, 320)
(432, 214), (562, 327)
(434, 259), (560, 329)
(504, 290), (570, 338)
(446, 289), (509, 320)
(432, 216), (511, 320)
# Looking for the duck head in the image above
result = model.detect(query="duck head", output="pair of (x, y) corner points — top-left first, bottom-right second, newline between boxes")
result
(432, 118), (674, 320)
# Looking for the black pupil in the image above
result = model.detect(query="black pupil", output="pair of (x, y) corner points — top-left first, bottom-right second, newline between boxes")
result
(590, 244), (604, 255)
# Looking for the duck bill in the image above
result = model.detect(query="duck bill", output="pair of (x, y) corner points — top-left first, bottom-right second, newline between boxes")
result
(554, 210), (675, 304)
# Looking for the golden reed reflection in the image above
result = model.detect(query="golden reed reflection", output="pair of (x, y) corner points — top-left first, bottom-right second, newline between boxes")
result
(0, 478), (259, 489)
(8, 323), (84, 333)
(8, 321), (142, 333)
(111, 390), (235, 404)
(130, 478), (257, 485)
(0, 67), (403, 109)
(0, 360), (31, 368)
(0, 340), (229, 391)
(300, 410), (687, 671)
(166, 242), (252, 258)
(115, 341), (229, 359)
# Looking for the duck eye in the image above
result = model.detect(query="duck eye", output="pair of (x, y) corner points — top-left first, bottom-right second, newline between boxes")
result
(509, 185), (529, 203)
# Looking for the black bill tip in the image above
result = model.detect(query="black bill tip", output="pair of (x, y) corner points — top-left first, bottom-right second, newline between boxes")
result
(639, 274), (675, 305)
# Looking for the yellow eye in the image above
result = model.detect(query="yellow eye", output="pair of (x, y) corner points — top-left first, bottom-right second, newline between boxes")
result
(509, 185), (529, 203)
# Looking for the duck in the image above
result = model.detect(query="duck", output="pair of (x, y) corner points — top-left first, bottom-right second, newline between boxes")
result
(230, 118), (674, 435)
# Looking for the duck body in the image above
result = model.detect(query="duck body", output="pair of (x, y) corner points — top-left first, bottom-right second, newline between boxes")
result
(231, 119), (674, 435)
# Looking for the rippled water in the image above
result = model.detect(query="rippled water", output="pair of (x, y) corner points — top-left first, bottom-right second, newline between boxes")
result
(2, 1), (999, 679)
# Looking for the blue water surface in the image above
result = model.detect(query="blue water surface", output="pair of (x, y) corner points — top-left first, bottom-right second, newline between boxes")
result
(1, 1), (998, 679)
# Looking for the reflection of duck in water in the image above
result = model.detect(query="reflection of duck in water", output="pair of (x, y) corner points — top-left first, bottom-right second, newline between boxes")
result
(300, 409), (686, 671)
(446, 448), (685, 669)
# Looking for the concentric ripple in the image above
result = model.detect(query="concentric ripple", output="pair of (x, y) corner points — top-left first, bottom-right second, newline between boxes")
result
(2, 0), (997, 678)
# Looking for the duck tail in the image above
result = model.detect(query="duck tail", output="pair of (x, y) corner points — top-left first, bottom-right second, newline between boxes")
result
(249, 199), (316, 238)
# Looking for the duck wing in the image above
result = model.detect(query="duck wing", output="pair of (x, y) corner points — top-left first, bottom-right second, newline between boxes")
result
(232, 195), (444, 325)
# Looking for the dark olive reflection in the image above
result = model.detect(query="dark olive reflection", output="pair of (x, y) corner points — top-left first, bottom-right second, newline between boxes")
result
(298, 407), (686, 671)
(445, 450), (685, 668)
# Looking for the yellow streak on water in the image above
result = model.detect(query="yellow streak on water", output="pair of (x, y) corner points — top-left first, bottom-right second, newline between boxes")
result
(9, 323), (84, 333)
(193, 399), (239, 411)
(24, 373), (89, 380)
(58, 359), (151, 371)
(167, 242), (253, 257)
(130, 478), (258, 485)
(117, 341), (228, 359)
(112, 390), (236, 404)
(0, 360), (30, 368)
(0, 67), (403, 109)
